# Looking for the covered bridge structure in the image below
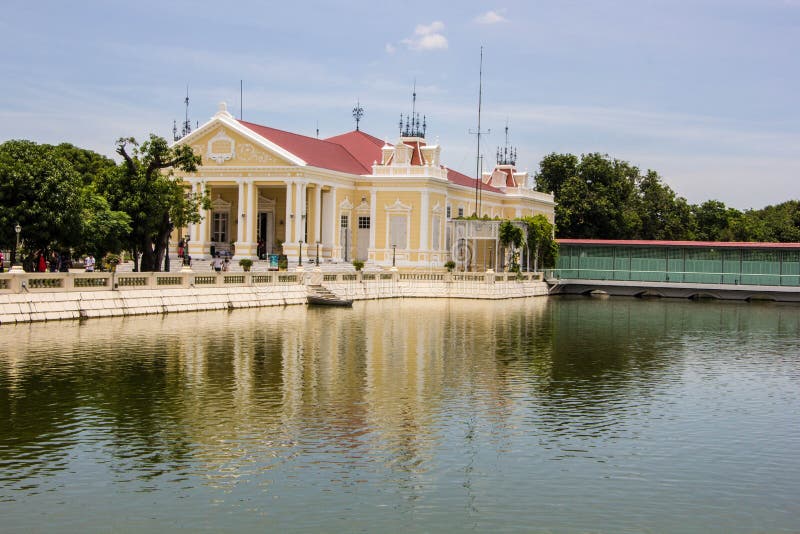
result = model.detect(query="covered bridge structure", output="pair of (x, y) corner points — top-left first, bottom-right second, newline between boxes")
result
(548, 239), (800, 302)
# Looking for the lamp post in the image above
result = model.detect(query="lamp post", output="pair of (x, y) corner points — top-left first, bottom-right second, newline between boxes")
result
(298, 240), (303, 267)
(11, 223), (22, 271)
(392, 244), (396, 267)
(316, 241), (320, 266)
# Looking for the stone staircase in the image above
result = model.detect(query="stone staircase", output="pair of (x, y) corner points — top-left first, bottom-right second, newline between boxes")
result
(306, 284), (352, 306)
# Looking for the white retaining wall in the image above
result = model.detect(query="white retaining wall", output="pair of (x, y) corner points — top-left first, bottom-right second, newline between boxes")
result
(0, 270), (548, 325)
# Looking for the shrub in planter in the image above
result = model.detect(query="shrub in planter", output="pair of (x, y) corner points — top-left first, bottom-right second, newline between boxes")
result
(444, 260), (456, 272)
(352, 259), (365, 271)
(278, 255), (289, 271)
(238, 258), (253, 271)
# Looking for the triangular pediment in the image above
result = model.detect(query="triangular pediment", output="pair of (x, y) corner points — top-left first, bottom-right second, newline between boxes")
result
(182, 124), (296, 167)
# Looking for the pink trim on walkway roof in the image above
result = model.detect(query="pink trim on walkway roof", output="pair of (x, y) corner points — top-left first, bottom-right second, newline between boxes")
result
(557, 239), (800, 249)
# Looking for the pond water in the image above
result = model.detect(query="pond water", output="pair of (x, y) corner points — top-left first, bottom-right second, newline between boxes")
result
(1, 297), (799, 532)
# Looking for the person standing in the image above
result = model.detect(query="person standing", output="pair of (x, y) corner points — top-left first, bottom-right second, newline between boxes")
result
(85, 254), (95, 272)
(211, 253), (223, 272)
(38, 251), (47, 272)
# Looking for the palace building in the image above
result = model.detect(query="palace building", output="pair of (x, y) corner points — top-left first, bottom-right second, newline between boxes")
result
(174, 102), (555, 268)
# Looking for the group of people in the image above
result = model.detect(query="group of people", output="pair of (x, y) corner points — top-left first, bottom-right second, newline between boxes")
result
(210, 252), (231, 272)
(29, 250), (75, 272)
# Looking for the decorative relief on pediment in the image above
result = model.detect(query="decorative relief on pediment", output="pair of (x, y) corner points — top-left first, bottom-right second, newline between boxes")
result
(207, 129), (236, 164)
(339, 197), (354, 210)
(356, 198), (370, 213)
(385, 198), (412, 212)
(239, 143), (284, 165)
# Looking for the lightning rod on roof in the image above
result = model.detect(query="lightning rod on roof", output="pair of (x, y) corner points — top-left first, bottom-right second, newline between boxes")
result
(469, 47), (490, 215)
(173, 85), (193, 142)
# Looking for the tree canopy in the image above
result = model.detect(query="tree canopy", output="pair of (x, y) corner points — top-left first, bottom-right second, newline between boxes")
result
(535, 152), (799, 243)
(95, 135), (206, 271)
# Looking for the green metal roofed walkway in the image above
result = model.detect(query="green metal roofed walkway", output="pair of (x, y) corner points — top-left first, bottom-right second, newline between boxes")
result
(548, 239), (800, 302)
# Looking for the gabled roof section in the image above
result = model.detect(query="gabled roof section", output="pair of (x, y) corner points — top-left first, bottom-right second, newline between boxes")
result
(325, 130), (384, 170)
(238, 120), (370, 175)
(446, 167), (504, 194)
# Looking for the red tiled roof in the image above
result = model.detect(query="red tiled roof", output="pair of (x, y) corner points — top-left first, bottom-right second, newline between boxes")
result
(238, 120), (370, 175)
(446, 167), (504, 193)
(557, 239), (800, 249)
(324, 130), (384, 170)
(238, 119), (512, 195)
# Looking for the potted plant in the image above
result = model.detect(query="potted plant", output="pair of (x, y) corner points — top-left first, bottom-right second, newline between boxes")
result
(444, 260), (456, 272)
(103, 253), (121, 272)
(352, 259), (365, 271)
(238, 258), (253, 272)
(278, 255), (288, 271)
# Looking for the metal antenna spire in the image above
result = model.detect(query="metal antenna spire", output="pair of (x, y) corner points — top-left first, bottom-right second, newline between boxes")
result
(173, 85), (193, 141)
(399, 80), (427, 138)
(412, 79), (417, 118)
(469, 47), (490, 215)
(497, 117), (517, 166)
(352, 99), (364, 131)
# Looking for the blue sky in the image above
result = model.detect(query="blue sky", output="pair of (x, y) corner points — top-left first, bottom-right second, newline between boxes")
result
(1, 0), (798, 209)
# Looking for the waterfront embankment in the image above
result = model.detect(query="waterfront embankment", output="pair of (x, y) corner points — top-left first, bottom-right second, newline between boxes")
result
(0, 269), (548, 324)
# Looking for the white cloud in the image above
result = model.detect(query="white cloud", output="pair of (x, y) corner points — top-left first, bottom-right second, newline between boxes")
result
(401, 21), (448, 51)
(385, 43), (396, 54)
(475, 10), (508, 24)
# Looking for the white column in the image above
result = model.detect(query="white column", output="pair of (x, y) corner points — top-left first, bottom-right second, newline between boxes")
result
(236, 179), (246, 245)
(246, 180), (256, 244)
(295, 182), (306, 244)
(285, 180), (294, 243)
(330, 187), (338, 248)
(198, 181), (209, 256)
(314, 185), (322, 245)
(369, 190), (377, 249)
(419, 191), (429, 251)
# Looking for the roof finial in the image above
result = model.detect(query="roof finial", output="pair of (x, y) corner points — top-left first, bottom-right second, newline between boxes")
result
(352, 99), (364, 131)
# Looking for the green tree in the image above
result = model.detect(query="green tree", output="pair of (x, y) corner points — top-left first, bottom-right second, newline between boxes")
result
(520, 214), (558, 271)
(499, 220), (525, 272)
(96, 135), (206, 271)
(534, 152), (579, 199)
(636, 170), (694, 240)
(692, 200), (742, 241)
(0, 140), (85, 264)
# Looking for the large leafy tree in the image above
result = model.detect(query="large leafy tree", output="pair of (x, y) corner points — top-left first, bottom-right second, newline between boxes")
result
(0, 140), (85, 264)
(96, 135), (206, 271)
(538, 153), (642, 239)
(635, 170), (695, 240)
(0, 140), (131, 266)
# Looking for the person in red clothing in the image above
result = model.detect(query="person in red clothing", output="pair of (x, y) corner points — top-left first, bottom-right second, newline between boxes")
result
(37, 251), (46, 272)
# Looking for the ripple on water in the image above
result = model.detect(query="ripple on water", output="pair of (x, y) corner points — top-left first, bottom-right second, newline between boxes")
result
(0, 299), (799, 531)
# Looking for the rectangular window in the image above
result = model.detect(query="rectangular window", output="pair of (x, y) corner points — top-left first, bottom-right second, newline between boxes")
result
(389, 215), (407, 249)
(358, 216), (371, 229)
(457, 207), (464, 218)
(446, 205), (451, 219)
(212, 212), (228, 243)
(340, 214), (349, 228)
(432, 215), (441, 250)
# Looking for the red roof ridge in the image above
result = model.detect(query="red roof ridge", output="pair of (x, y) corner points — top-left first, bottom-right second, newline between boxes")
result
(237, 120), (370, 175)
